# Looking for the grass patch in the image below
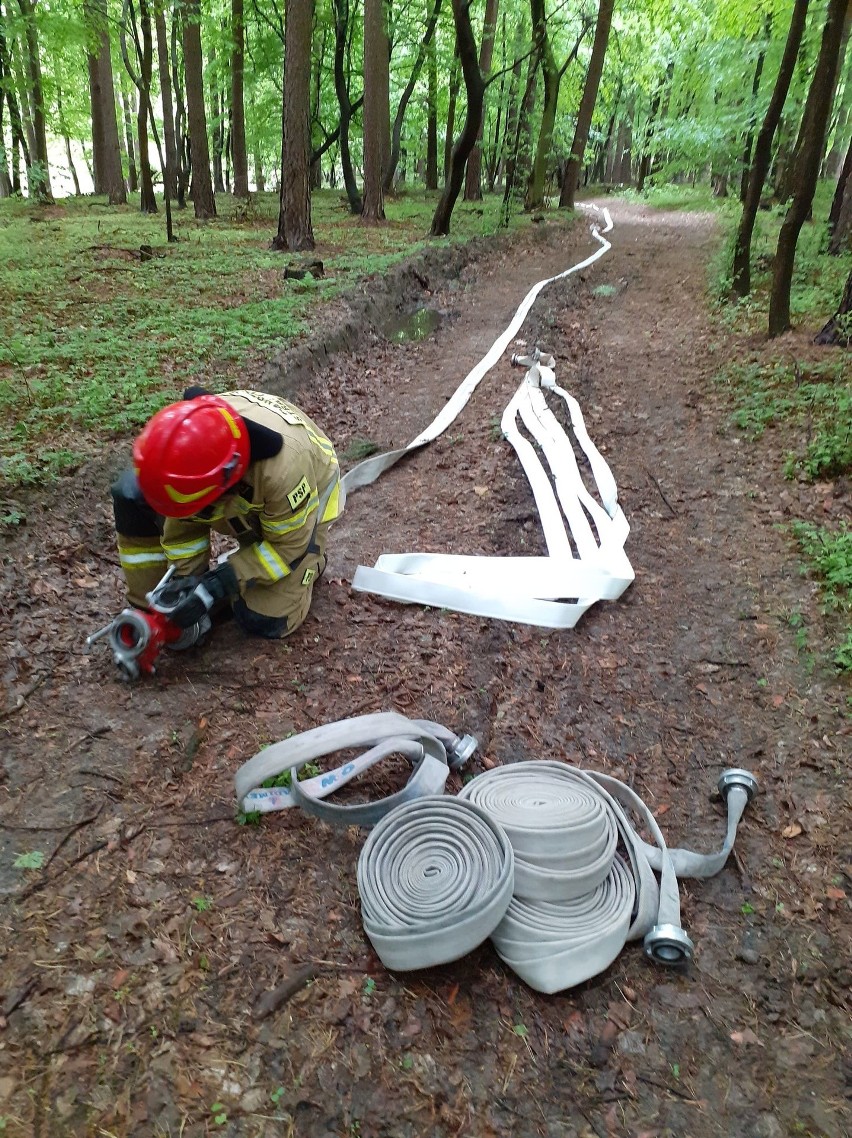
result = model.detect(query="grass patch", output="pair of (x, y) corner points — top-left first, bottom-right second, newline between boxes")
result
(0, 188), (544, 491)
(790, 521), (852, 672)
(718, 356), (851, 482)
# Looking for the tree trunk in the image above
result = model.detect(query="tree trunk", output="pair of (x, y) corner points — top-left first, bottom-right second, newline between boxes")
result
(209, 47), (225, 192)
(769, 0), (848, 336)
(431, 0), (484, 236)
(56, 85), (82, 195)
(426, 17), (438, 188)
(362, 0), (386, 221)
(275, 0), (314, 248)
(739, 18), (770, 202)
(814, 268), (852, 345)
(827, 139), (852, 251)
(463, 0), (497, 201)
(636, 81), (663, 193)
(85, 0), (127, 202)
(131, 0), (158, 212)
(332, 0), (361, 212)
(501, 18), (539, 225)
(0, 18), (30, 195)
(183, 0), (216, 217)
(119, 72), (138, 191)
(172, 5), (189, 207)
(444, 53), (460, 181)
(528, 17), (588, 210)
(731, 0), (810, 297)
(559, 0), (613, 209)
(384, 0), (442, 193)
(155, 1), (178, 201)
(828, 150), (852, 255)
(15, 0), (52, 199)
(230, 0), (248, 196)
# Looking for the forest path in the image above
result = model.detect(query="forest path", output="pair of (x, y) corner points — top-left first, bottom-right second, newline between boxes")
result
(0, 201), (848, 1138)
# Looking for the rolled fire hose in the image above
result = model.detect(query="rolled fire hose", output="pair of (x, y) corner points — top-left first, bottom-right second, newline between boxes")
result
(233, 712), (477, 821)
(457, 761), (758, 993)
(357, 796), (515, 971)
(340, 206), (634, 629)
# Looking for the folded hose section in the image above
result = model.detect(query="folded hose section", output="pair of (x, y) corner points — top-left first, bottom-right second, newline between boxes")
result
(233, 711), (476, 820)
(340, 206), (634, 629)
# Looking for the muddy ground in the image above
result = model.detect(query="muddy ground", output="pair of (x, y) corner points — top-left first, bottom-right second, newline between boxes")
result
(1, 201), (850, 1138)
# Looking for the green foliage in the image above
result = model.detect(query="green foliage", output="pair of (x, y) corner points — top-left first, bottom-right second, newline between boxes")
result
(13, 850), (45, 870)
(0, 191), (548, 490)
(790, 521), (852, 672)
(191, 896), (214, 911)
(719, 356), (851, 482)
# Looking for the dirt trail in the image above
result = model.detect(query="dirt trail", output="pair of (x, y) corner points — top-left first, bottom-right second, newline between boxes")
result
(0, 202), (849, 1138)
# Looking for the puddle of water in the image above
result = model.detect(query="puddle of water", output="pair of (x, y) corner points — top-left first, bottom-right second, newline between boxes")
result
(382, 307), (442, 344)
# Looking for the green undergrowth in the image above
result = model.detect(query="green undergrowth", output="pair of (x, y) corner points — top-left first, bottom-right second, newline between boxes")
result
(0, 189), (541, 492)
(700, 178), (852, 674)
(719, 356), (851, 481)
(789, 522), (852, 673)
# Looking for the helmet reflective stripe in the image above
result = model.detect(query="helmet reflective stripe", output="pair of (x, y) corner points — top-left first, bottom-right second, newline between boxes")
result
(165, 482), (218, 504)
(218, 407), (242, 438)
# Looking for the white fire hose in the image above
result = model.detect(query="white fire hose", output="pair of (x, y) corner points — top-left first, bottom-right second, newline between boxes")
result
(234, 712), (477, 820)
(357, 762), (758, 990)
(340, 206), (634, 628)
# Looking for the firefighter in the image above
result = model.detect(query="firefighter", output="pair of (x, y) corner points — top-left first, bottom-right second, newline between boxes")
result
(111, 388), (342, 640)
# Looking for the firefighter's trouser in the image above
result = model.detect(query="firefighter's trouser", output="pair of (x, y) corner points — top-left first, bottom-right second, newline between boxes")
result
(110, 470), (328, 639)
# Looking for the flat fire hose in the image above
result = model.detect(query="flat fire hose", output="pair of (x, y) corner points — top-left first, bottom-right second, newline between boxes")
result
(355, 761), (756, 987)
(340, 205), (634, 628)
(233, 712), (477, 821)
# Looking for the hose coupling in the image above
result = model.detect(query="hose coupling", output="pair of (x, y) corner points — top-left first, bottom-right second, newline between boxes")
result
(643, 923), (694, 966)
(717, 768), (759, 804)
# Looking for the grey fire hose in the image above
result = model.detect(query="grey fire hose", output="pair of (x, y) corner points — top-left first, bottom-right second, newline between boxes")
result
(357, 796), (515, 971)
(233, 712), (477, 823)
(354, 761), (756, 989)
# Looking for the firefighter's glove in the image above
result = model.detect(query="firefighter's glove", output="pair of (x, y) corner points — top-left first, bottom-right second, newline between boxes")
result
(170, 563), (240, 629)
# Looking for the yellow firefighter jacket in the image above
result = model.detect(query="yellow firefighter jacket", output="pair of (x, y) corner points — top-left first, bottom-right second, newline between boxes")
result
(151, 391), (341, 621)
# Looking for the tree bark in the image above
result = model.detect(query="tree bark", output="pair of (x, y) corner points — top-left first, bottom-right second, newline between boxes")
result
(0, 17), (29, 195)
(171, 5), (189, 206)
(827, 138), (852, 251)
(528, 17), (588, 209)
(501, 16), (538, 225)
(444, 52), (460, 181)
(431, 0), (484, 236)
(559, 0), (613, 209)
(85, 0), (127, 202)
(275, 0), (314, 247)
(332, 0), (361, 212)
(362, 0), (386, 221)
(463, 0), (497, 201)
(15, 0), (52, 199)
(125, 0), (158, 212)
(119, 72), (138, 191)
(384, 0), (442, 193)
(230, 0), (248, 196)
(739, 17), (770, 202)
(154, 1), (178, 200)
(183, 0), (216, 217)
(769, 0), (848, 336)
(731, 0), (810, 296)
(426, 14), (438, 188)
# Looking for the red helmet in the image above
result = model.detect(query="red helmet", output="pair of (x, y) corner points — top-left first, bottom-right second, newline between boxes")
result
(133, 395), (250, 517)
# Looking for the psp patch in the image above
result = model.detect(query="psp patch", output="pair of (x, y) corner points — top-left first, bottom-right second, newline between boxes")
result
(287, 476), (311, 511)
(301, 567), (316, 587)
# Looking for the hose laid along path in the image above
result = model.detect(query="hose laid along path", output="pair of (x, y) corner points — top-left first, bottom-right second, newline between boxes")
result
(340, 206), (634, 629)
